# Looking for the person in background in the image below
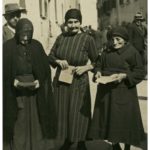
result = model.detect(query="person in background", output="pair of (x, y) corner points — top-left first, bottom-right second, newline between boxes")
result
(3, 18), (56, 150)
(106, 25), (113, 41)
(82, 25), (88, 32)
(100, 25), (113, 54)
(87, 25), (103, 54)
(3, 3), (26, 43)
(128, 12), (147, 66)
(89, 26), (145, 150)
(48, 8), (98, 150)
(60, 23), (68, 34)
(121, 21), (131, 31)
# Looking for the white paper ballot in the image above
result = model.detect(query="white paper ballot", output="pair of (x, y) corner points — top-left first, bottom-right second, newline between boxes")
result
(96, 76), (118, 84)
(59, 66), (75, 84)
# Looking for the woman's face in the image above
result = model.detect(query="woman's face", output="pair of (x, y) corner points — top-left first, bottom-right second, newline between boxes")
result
(19, 31), (32, 45)
(112, 36), (126, 49)
(66, 18), (81, 33)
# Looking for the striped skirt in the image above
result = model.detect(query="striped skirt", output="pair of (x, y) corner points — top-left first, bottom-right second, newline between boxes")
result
(53, 73), (91, 142)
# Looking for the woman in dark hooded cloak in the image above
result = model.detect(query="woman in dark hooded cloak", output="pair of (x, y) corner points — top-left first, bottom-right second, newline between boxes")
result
(3, 18), (56, 150)
(89, 26), (145, 150)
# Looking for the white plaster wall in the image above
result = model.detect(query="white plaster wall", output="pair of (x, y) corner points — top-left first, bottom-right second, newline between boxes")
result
(79, 0), (98, 29)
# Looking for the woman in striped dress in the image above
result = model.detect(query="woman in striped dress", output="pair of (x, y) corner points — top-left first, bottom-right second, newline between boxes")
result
(48, 9), (98, 150)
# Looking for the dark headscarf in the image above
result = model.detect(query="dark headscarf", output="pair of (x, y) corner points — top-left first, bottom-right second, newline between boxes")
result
(65, 9), (82, 23)
(15, 18), (34, 42)
(111, 26), (129, 41)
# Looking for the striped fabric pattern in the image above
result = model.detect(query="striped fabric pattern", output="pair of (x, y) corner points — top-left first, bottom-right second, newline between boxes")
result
(49, 32), (98, 142)
(50, 32), (98, 66)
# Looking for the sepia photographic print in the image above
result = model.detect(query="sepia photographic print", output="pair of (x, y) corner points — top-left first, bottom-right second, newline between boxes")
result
(2, 0), (147, 150)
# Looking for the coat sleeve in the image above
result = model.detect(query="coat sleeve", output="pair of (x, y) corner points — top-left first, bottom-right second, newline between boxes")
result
(32, 41), (57, 138)
(125, 51), (145, 87)
(3, 42), (18, 143)
(87, 35), (99, 64)
(48, 35), (61, 68)
(93, 48), (108, 74)
(32, 41), (51, 86)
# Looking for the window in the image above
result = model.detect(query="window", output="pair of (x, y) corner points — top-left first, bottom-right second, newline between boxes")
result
(61, 3), (64, 22)
(77, 3), (81, 10)
(39, 0), (48, 19)
(19, 0), (26, 8)
(44, 0), (48, 17)
(54, 0), (58, 23)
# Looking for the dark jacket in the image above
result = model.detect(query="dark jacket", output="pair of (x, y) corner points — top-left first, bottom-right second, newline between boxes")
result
(3, 24), (15, 43)
(128, 22), (147, 53)
(3, 38), (56, 142)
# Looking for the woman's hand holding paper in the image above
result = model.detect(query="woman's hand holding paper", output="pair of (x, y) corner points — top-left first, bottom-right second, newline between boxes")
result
(56, 60), (69, 69)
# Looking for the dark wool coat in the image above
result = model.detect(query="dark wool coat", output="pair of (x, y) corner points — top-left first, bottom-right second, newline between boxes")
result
(89, 43), (145, 146)
(3, 38), (56, 143)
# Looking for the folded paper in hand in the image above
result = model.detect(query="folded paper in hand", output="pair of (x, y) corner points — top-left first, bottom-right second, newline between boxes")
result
(59, 66), (75, 84)
(96, 76), (118, 84)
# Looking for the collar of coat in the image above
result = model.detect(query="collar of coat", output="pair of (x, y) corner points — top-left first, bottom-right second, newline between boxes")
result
(105, 43), (130, 54)
(117, 43), (130, 54)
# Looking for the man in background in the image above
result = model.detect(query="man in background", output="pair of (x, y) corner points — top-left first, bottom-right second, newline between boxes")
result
(128, 12), (147, 79)
(128, 12), (147, 65)
(3, 3), (26, 43)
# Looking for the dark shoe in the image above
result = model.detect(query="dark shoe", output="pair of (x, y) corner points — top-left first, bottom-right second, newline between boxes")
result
(59, 140), (73, 150)
(124, 144), (130, 150)
(112, 143), (122, 150)
(76, 141), (87, 150)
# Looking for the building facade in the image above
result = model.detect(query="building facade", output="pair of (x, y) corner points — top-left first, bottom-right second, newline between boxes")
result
(3, 0), (99, 52)
(3, 0), (78, 51)
(97, 0), (147, 30)
(77, 0), (98, 29)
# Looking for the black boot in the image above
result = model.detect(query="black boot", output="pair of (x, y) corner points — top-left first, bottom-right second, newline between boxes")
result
(59, 139), (73, 150)
(76, 141), (87, 150)
(124, 144), (130, 150)
(112, 143), (122, 150)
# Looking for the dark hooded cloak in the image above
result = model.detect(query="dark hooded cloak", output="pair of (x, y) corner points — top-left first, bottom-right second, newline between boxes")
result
(3, 18), (56, 143)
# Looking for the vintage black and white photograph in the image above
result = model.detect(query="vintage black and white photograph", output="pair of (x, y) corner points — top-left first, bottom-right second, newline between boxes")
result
(2, 0), (147, 150)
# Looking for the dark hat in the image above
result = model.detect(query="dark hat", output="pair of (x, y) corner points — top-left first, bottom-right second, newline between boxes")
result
(134, 12), (145, 21)
(111, 26), (129, 41)
(65, 9), (82, 23)
(3, 3), (26, 16)
(15, 18), (34, 42)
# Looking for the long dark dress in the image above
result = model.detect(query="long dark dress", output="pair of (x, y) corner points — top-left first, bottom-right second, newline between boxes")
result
(49, 32), (98, 142)
(3, 38), (56, 150)
(89, 43), (145, 146)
